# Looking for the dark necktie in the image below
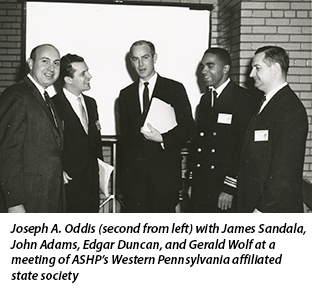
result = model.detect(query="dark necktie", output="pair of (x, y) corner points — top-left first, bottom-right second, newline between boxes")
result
(44, 91), (58, 128)
(258, 95), (266, 114)
(143, 82), (149, 113)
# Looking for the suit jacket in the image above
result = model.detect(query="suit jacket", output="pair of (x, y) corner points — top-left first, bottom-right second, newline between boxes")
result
(190, 81), (258, 209)
(0, 77), (65, 212)
(118, 75), (195, 195)
(52, 90), (102, 212)
(237, 85), (308, 213)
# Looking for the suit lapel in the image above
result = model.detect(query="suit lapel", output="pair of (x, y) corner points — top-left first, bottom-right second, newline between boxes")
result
(59, 90), (87, 134)
(241, 86), (288, 154)
(128, 80), (147, 126)
(24, 77), (62, 137)
(129, 80), (141, 117)
(84, 95), (98, 134)
(214, 81), (235, 110)
(151, 75), (163, 99)
(199, 81), (236, 127)
(141, 75), (166, 125)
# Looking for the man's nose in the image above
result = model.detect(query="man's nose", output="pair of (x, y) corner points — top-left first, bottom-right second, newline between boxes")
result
(47, 62), (55, 72)
(249, 68), (255, 78)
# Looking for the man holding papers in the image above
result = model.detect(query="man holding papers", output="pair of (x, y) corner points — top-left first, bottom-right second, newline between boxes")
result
(53, 54), (103, 213)
(188, 48), (257, 213)
(118, 40), (195, 213)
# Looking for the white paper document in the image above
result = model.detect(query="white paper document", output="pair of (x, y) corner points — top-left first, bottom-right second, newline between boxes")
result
(142, 97), (177, 134)
(98, 158), (114, 197)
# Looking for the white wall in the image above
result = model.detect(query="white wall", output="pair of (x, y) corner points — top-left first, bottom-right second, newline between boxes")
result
(26, 2), (210, 134)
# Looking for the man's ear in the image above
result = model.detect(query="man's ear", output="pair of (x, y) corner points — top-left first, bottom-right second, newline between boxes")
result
(64, 76), (72, 84)
(153, 53), (158, 64)
(223, 64), (230, 74)
(273, 62), (281, 75)
(27, 58), (34, 71)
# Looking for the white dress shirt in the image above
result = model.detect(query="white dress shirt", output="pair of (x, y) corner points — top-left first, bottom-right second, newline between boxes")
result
(215, 78), (231, 97)
(63, 88), (89, 125)
(139, 72), (158, 113)
(259, 82), (288, 114)
(27, 74), (46, 99)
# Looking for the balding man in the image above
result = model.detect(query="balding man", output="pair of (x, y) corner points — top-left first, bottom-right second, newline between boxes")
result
(0, 44), (65, 213)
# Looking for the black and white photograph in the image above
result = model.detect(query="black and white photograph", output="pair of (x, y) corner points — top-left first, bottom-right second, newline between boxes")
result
(0, 0), (311, 297)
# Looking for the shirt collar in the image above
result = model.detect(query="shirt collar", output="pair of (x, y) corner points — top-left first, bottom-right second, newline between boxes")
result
(63, 87), (83, 102)
(214, 78), (231, 97)
(140, 72), (158, 91)
(27, 73), (46, 97)
(265, 82), (288, 101)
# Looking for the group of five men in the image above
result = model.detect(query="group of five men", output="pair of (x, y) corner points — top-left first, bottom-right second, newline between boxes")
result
(0, 41), (308, 213)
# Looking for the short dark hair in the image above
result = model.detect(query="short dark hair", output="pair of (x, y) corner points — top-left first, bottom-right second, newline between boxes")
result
(60, 54), (84, 83)
(255, 46), (289, 75)
(130, 40), (156, 57)
(203, 47), (232, 68)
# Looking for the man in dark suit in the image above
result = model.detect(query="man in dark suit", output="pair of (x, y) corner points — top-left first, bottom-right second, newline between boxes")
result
(53, 54), (102, 213)
(188, 48), (258, 213)
(0, 44), (65, 213)
(238, 46), (308, 213)
(118, 40), (195, 213)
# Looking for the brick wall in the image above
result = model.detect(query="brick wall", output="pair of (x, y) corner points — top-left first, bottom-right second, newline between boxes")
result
(214, 0), (243, 82)
(0, 0), (311, 175)
(0, 0), (24, 94)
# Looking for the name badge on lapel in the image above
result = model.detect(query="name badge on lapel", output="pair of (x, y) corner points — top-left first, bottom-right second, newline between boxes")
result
(254, 130), (269, 142)
(217, 113), (232, 124)
(95, 120), (101, 131)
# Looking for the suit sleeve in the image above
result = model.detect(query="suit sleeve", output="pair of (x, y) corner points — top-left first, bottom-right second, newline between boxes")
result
(258, 102), (308, 212)
(161, 83), (195, 149)
(118, 91), (128, 145)
(222, 91), (258, 196)
(0, 90), (27, 209)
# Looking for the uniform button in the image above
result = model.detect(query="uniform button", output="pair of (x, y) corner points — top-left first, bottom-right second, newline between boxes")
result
(197, 148), (202, 152)
(211, 165), (215, 169)
(211, 149), (215, 153)
(199, 132), (204, 137)
(197, 164), (201, 168)
(213, 132), (217, 136)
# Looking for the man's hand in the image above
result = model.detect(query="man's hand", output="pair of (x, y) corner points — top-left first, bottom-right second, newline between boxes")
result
(8, 204), (26, 213)
(140, 123), (163, 143)
(63, 171), (73, 185)
(218, 192), (233, 210)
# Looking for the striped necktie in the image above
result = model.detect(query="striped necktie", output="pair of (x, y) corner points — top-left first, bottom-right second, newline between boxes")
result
(77, 95), (88, 134)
